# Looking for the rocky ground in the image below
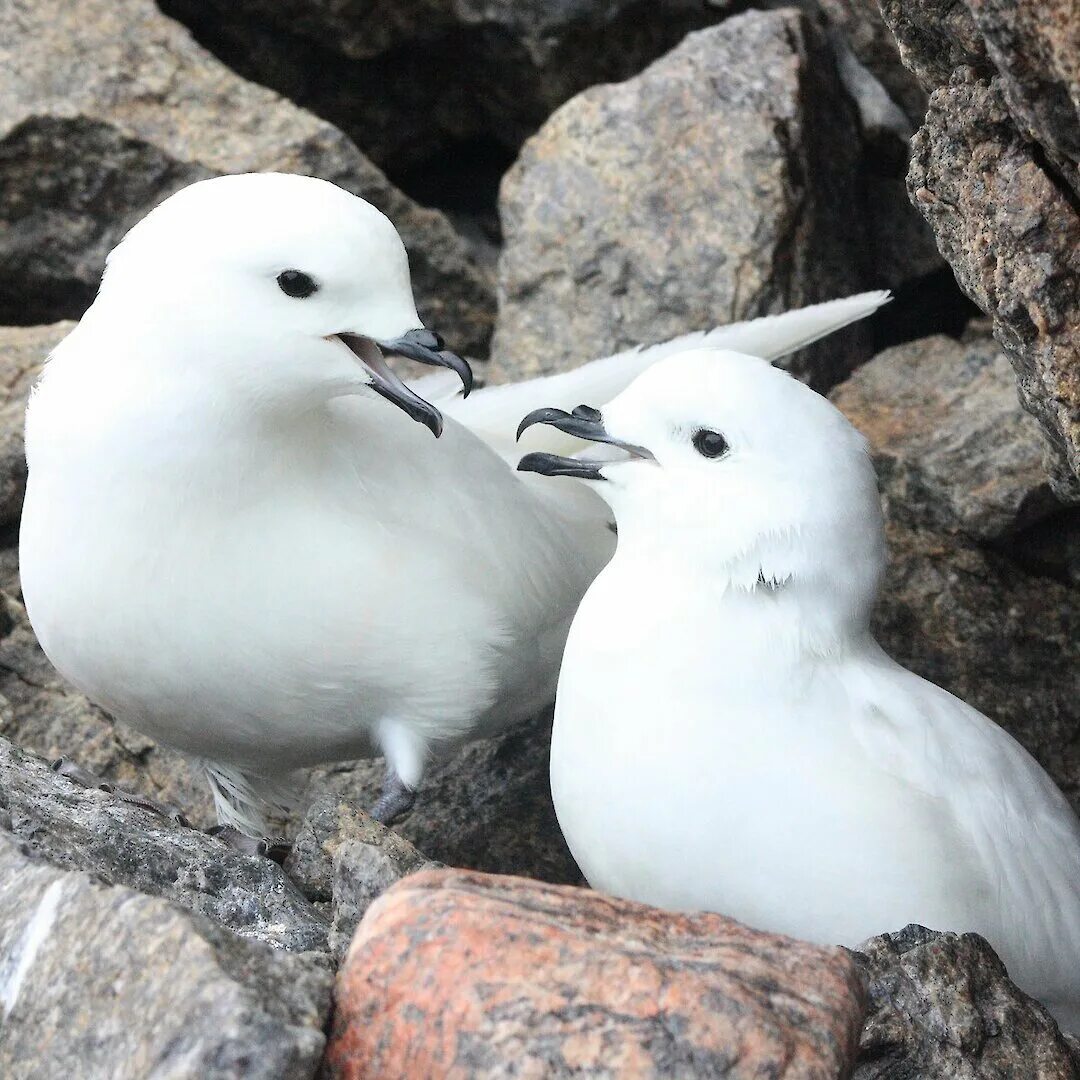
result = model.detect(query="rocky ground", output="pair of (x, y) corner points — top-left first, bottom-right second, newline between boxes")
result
(0, 0), (1078, 1076)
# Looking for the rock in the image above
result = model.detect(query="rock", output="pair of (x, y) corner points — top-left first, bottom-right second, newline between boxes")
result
(873, 518), (1080, 814)
(326, 868), (866, 1078)
(0, 0), (494, 354)
(285, 795), (433, 960)
(880, 0), (1080, 501)
(963, 0), (1080, 197)
(491, 10), (872, 391)
(853, 924), (1080, 1077)
(0, 324), (68, 527)
(158, 0), (733, 177)
(879, 0), (988, 91)
(0, 736), (329, 952)
(816, 0), (928, 125)
(831, 331), (1057, 540)
(306, 709), (581, 886)
(0, 832), (331, 1080)
(0, 576), (215, 826)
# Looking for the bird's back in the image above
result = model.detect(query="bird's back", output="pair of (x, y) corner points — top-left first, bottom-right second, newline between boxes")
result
(552, 555), (1080, 1026)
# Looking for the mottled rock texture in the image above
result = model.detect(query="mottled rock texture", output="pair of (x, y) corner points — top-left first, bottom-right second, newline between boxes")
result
(0, 323), (69, 527)
(0, 736), (328, 951)
(881, 0), (1080, 501)
(832, 331), (1056, 540)
(326, 869), (866, 1079)
(0, 833), (331, 1080)
(853, 924), (1080, 1077)
(305, 709), (582, 885)
(492, 11), (872, 390)
(285, 795), (433, 960)
(158, 0), (734, 176)
(0, 0), (493, 353)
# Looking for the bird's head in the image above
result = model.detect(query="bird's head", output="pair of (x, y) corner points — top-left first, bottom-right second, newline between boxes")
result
(93, 172), (471, 435)
(518, 348), (886, 626)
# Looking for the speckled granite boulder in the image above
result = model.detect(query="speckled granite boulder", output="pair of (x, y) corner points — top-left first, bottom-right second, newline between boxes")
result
(326, 869), (866, 1078)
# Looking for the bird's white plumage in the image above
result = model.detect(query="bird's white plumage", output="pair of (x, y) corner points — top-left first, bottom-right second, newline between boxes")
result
(19, 172), (887, 834)
(547, 348), (1080, 1029)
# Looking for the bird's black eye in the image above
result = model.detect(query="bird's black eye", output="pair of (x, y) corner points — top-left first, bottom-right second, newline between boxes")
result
(692, 428), (729, 459)
(277, 270), (318, 298)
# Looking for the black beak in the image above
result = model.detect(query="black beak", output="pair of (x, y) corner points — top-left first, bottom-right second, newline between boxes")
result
(375, 329), (473, 398)
(516, 404), (654, 481)
(339, 333), (449, 437)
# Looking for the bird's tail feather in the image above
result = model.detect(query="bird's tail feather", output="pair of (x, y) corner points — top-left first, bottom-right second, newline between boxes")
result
(448, 291), (891, 459)
(201, 760), (300, 837)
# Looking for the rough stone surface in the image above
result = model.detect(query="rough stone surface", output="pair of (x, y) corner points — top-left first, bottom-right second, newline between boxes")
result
(159, 0), (733, 176)
(965, 0), (1080, 196)
(881, 0), (1080, 501)
(832, 331), (1057, 540)
(0, 0), (494, 354)
(0, 323), (69, 528)
(0, 736), (329, 952)
(0, 832), (331, 1080)
(853, 924), (1080, 1077)
(285, 795), (433, 960)
(492, 11), (871, 391)
(326, 869), (866, 1079)
(306, 709), (582, 886)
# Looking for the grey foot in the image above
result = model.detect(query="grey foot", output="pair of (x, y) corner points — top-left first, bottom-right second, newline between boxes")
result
(205, 824), (291, 864)
(369, 770), (416, 825)
(51, 756), (191, 827)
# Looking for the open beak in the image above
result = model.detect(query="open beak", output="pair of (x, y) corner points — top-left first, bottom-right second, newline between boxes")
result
(338, 329), (473, 438)
(516, 404), (655, 481)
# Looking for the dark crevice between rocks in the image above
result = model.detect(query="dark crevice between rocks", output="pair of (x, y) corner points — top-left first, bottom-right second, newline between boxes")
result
(870, 267), (981, 354)
(156, 0), (728, 224)
(992, 507), (1080, 588)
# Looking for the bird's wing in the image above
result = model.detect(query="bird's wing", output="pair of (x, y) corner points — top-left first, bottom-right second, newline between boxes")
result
(848, 647), (1080, 1007)
(443, 291), (891, 460)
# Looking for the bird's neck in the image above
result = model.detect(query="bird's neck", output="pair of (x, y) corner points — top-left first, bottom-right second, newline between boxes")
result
(608, 534), (881, 664)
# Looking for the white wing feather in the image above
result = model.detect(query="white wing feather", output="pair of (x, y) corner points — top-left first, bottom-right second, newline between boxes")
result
(441, 291), (891, 460)
(849, 647), (1080, 1019)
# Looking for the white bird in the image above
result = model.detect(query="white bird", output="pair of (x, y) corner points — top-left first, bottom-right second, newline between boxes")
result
(19, 171), (889, 836)
(519, 348), (1080, 1031)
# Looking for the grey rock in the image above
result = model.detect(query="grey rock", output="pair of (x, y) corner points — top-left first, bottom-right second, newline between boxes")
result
(0, 735), (329, 952)
(0, 832), (331, 1080)
(306, 709), (583, 887)
(880, 0), (1080, 501)
(880, 0), (988, 91)
(853, 924), (1079, 1077)
(491, 10), (872, 392)
(286, 795), (433, 960)
(0, 323), (69, 527)
(963, 0), (1080, 198)
(831, 332), (1057, 540)
(158, 0), (734, 176)
(0, 0), (494, 354)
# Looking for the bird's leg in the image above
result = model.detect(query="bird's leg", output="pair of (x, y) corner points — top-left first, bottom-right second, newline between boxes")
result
(369, 718), (425, 825)
(369, 767), (417, 825)
(50, 756), (192, 827)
